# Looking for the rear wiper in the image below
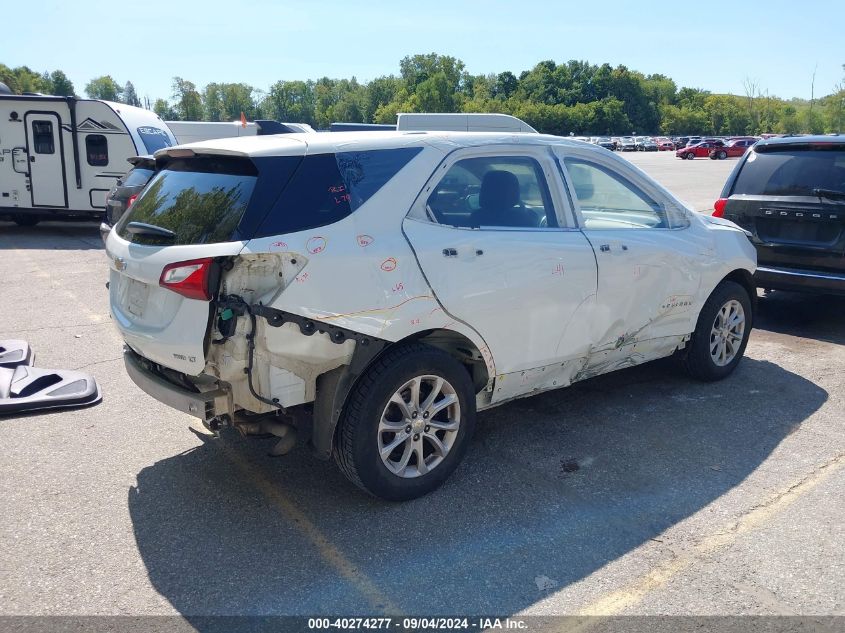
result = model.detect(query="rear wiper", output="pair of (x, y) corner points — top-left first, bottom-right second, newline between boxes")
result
(813, 188), (845, 202)
(125, 222), (176, 240)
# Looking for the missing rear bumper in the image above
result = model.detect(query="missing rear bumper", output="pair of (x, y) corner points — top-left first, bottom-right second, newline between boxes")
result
(124, 349), (229, 422)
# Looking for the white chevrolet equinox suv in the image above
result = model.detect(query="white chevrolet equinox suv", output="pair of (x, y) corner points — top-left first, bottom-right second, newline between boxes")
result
(106, 131), (757, 500)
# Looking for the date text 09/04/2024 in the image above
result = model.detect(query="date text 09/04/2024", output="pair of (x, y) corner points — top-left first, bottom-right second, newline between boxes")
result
(307, 617), (528, 630)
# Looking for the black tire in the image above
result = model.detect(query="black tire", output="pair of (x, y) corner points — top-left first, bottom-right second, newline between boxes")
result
(683, 281), (752, 382)
(717, 150), (727, 160)
(13, 214), (40, 227)
(686, 152), (695, 160)
(334, 343), (476, 501)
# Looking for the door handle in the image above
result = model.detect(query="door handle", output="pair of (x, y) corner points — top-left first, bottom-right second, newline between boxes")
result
(442, 248), (458, 257)
(599, 244), (611, 252)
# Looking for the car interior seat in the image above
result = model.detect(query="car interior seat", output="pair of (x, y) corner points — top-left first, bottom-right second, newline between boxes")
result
(470, 170), (538, 227)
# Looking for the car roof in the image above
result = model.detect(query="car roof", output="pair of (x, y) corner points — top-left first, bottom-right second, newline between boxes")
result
(155, 130), (593, 159)
(754, 134), (845, 148)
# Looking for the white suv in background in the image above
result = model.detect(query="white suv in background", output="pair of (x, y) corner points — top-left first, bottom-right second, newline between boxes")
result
(106, 131), (756, 500)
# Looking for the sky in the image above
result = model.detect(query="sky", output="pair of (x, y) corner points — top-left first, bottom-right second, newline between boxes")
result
(5, 0), (844, 103)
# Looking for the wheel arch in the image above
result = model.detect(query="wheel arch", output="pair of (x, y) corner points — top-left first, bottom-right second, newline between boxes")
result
(310, 328), (489, 460)
(717, 268), (757, 325)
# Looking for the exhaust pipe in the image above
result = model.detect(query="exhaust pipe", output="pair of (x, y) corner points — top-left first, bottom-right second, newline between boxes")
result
(235, 416), (298, 456)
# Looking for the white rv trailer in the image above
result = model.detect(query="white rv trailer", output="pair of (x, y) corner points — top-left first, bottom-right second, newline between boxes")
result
(166, 120), (315, 144)
(0, 90), (176, 226)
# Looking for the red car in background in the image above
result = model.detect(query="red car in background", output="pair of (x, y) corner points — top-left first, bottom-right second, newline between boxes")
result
(676, 140), (725, 159)
(709, 138), (757, 159)
(657, 139), (675, 151)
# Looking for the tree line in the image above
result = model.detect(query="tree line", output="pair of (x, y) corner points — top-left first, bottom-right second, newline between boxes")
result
(3, 56), (844, 136)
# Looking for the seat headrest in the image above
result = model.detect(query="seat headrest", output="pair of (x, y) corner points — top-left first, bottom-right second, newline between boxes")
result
(479, 170), (520, 210)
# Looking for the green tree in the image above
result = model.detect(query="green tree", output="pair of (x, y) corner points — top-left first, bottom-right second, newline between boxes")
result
(262, 80), (316, 123)
(399, 53), (465, 94)
(49, 70), (75, 96)
(153, 98), (177, 120)
(85, 75), (123, 101)
(364, 76), (402, 122)
(171, 77), (203, 121)
(219, 83), (258, 120)
(123, 81), (141, 107)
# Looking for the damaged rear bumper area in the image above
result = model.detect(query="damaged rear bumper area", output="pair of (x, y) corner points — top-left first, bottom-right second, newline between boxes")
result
(124, 348), (230, 423)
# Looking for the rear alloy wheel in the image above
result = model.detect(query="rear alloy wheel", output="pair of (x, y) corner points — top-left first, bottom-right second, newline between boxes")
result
(683, 281), (752, 381)
(334, 343), (476, 500)
(12, 215), (40, 227)
(717, 150), (727, 160)
(686, 152), (696, 160)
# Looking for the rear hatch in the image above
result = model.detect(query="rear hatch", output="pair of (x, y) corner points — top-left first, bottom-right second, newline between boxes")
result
(722, 141), (845, 274)
(105, 149), (302, 376)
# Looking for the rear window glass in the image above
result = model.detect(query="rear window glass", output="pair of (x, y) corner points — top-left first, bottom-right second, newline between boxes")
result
(252, 147), (421, 238)
(137, 126), (173, 153)
(121, 166), (155, 187)
(731, 147), (845, 196)
(116, 157), (256, 246)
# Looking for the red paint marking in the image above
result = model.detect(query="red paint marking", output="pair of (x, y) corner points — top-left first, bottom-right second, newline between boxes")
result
(410, 318), (421, 326)
(270, 241), (288, 249)
(295, 273), (309, 283)
(392, 282), (405, 293)
(380, 257), (398, 272)
(307, 236), (327, 254)
(357, 234), (374, 247)
(552, 263), (564, 276)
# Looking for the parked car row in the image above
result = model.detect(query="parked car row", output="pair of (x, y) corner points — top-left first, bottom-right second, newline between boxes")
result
(677, 137), (760, 160)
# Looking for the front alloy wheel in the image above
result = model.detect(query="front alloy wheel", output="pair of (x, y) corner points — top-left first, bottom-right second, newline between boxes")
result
(709, 300), (746, 366)
(684, 280), (752, 381)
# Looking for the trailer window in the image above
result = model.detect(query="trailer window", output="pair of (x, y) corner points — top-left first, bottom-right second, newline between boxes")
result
(32, 121), (54, 154)
(86, 135), (109, 166)
(137, 126), (173, 153)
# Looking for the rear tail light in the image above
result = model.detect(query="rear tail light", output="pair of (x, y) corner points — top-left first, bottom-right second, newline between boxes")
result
(713, 198), (728, 217)
(126, 194), (138, 208)
(159, 258), (214, 301)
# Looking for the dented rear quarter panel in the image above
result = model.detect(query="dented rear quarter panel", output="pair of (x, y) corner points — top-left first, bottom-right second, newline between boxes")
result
(237, 144), (497, 382)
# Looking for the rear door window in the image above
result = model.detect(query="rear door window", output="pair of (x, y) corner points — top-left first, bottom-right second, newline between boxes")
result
(731, 147), (845, 196)
(424, 155), (556, 229)
(116, 156), (257, 246)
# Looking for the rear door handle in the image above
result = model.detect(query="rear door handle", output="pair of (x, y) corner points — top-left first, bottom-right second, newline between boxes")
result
(442, 248), (458, 257)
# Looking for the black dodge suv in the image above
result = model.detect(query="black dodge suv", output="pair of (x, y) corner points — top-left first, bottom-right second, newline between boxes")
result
(714, 135), (845, 295)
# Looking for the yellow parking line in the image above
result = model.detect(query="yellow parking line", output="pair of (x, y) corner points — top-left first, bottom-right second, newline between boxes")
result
(220, 443), (402, 615)
(571, 452), (845, 621)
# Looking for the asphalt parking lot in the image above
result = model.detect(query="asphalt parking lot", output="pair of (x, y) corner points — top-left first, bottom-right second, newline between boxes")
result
(0, 151), (843, 625)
